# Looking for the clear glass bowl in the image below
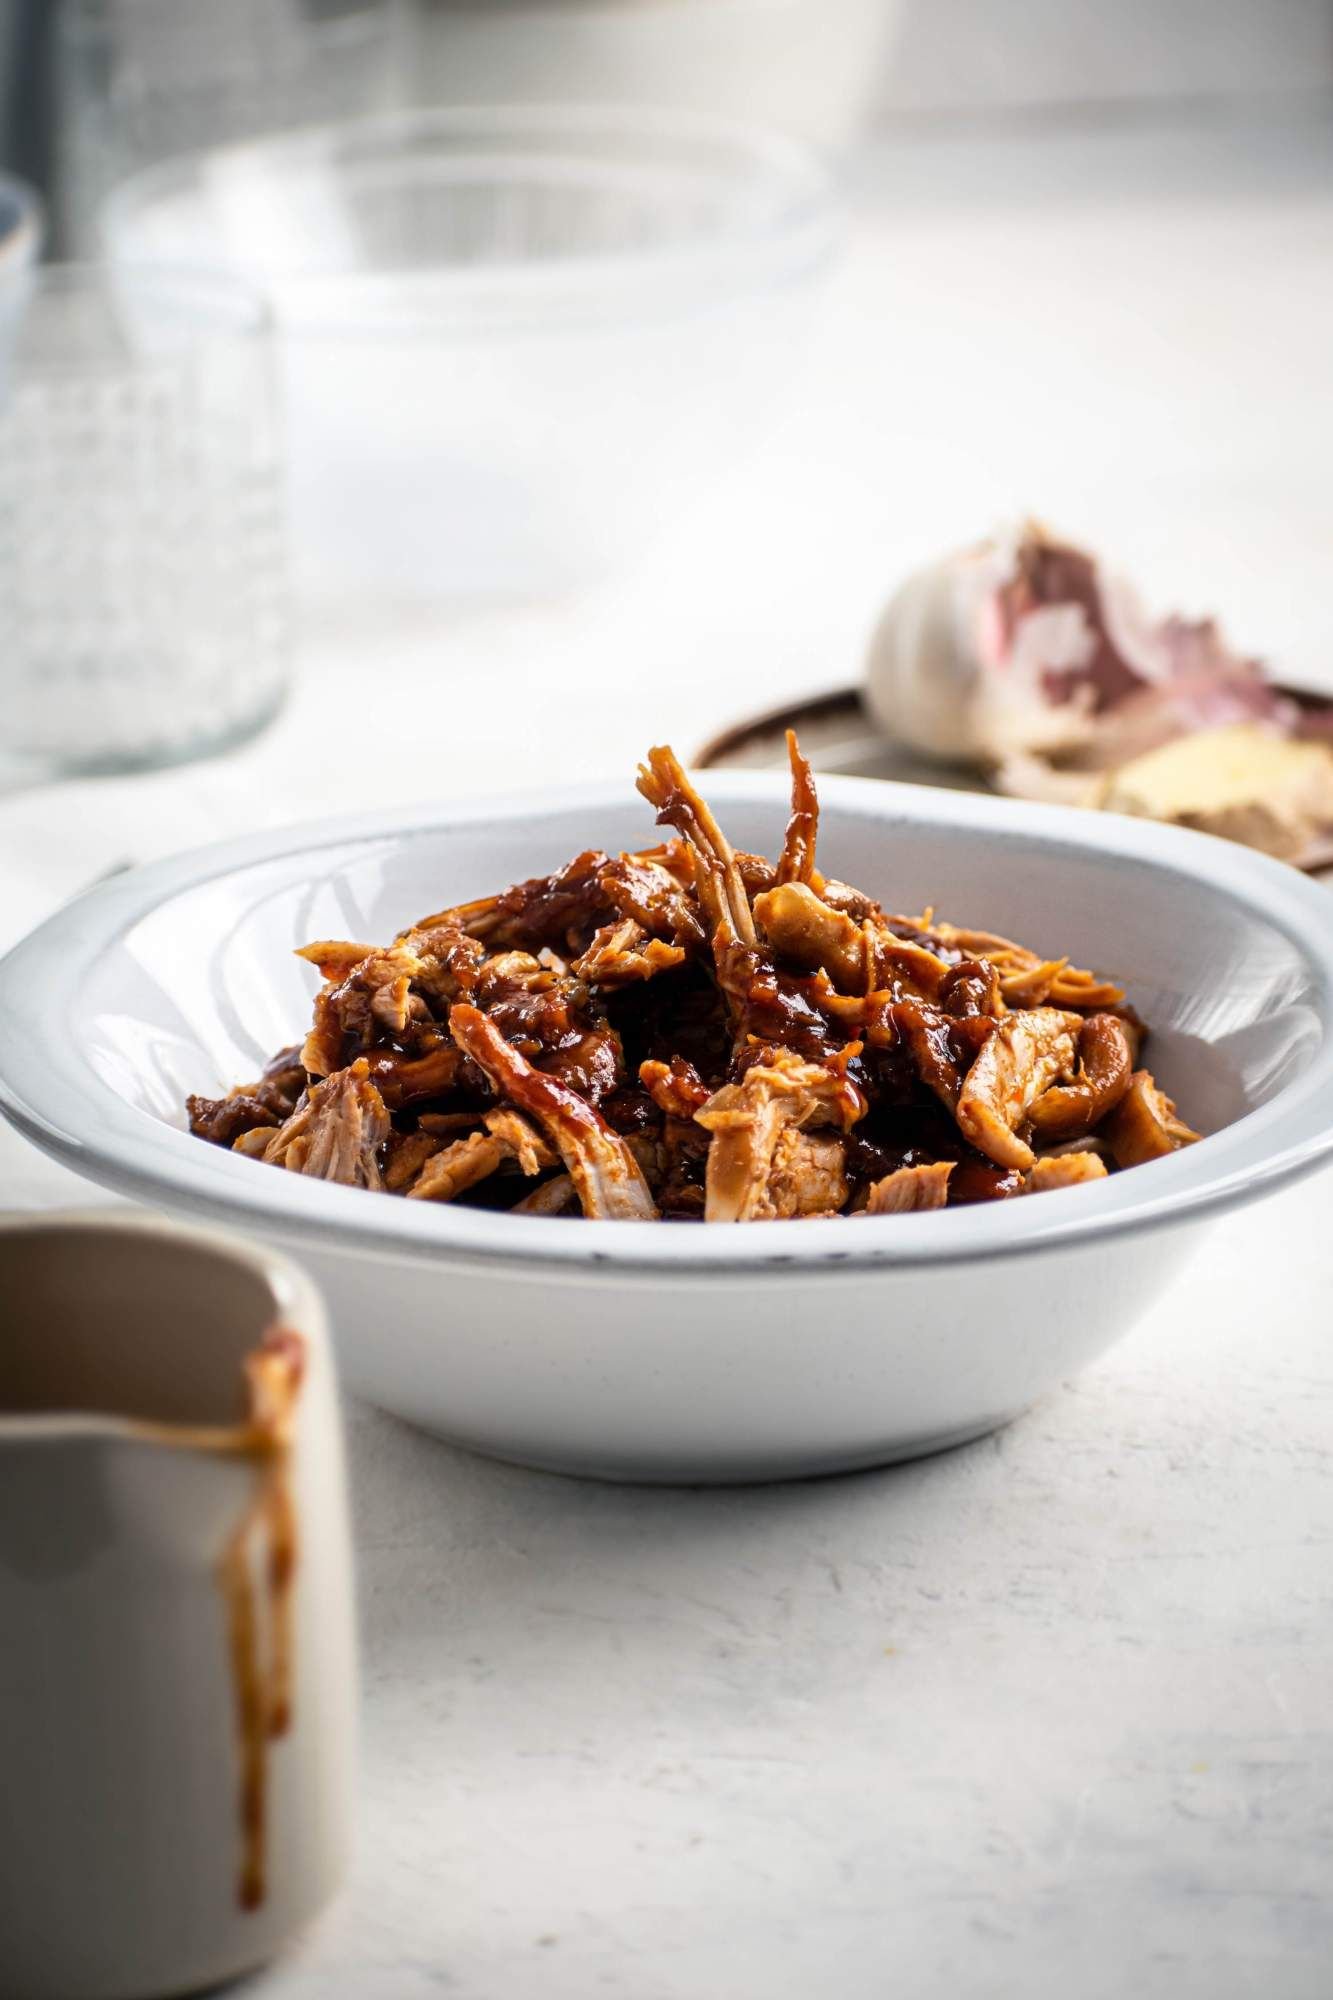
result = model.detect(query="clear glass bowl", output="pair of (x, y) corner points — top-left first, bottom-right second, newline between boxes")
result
(56, 0), (402, 254)
(0, 265), (290, 777)
(104, 105), (838, 602)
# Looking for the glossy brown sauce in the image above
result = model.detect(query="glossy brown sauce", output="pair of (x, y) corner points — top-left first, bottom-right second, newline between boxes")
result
(132, 1323), (305, 1913)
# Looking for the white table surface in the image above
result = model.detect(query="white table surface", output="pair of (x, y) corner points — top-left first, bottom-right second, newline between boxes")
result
(4, 109), (1333, 1998)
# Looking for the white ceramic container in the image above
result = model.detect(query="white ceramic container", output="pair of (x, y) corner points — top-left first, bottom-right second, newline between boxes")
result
(2, 777), (1332, 1483)
(0, 1211), (356, 2000)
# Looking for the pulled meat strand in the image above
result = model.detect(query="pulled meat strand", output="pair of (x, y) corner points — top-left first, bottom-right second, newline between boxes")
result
(406, 1110), (554, 1203)
(257, 1060), (389, 1188)
(777, 727), (821, 887)
(1027, 1013), (1133, 1140)
(597, 850), (705, 947)
(930, 923), (1124, 1010)
(407, 1128), (512, 1203)
(863, 1161), (954, 1214)
(447, 1003), (658, 1220)
(1101, 1070), (1202, 1168)
(637, 745), (757, 949)
(571, 919), (687, 986)
(694, 1048), (864, 1223)
(955, 1009), (1083, 1171)
(512, 1173), (578, 1215)
(639, 1056), (712, 1119)
(1025, 1152), (1108, 1192)
(187, 1045), (305, 1147)
(753, 880), (867, 994)
(383, 1130), (443, 1191)
(764, 1129), (850, 1220)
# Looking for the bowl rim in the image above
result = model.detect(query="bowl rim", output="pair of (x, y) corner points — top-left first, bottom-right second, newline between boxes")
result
(99, 102), (839, 336)
(3, 770), (1333, 1277)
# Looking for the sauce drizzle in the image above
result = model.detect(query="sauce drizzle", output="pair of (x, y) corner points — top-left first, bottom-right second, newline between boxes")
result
(129, 1323), (306, 1912)
(218, 1326), (305, 1911)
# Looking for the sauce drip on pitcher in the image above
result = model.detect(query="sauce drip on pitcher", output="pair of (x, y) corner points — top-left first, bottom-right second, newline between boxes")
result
(129, 1322), (306, 1911)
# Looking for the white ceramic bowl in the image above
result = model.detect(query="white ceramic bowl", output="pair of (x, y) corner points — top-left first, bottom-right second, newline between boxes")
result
(103, 106), (836, 603)
(3, 775), (1332, 1482)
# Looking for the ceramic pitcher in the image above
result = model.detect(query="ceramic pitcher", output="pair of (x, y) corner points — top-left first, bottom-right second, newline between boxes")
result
(0, 1209), (356, 2000)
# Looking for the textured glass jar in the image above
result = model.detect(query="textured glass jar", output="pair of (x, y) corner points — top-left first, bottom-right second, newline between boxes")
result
(0, 265), (290, 776)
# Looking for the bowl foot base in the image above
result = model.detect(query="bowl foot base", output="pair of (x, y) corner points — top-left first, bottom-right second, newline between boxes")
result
(370, 1407), (1029, 1488)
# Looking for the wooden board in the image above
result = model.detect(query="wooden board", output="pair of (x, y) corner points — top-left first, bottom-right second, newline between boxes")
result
(696, 683), (1333, 875)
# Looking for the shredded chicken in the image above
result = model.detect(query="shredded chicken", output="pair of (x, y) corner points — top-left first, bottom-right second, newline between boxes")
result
(571, 919), (687, 986)
(763, 1130), (850, 1220)
(597, 850), (705, 947)
(931, 924), (1124, 1010)
(405, 1109), (553, 1203)
(1027, 1013), (1133, 1140)
(256, 1059), (389, 1187)
(864, 1162), (954, 1213)
(955, 1010), (1083, 1170)
(1101, 1070), (1202, 1169)
(752, 880), (868, 993)
(777, 728), (821, 887)
(448, 1003), (657, 1220)
(639, 1056), (712, 1119)
(383, 1129), (443, 1191)
(637, 745), (756, 950)
(512, 1173), (578, 1215)
(407, 1128), (511, 1203)
(1024, 1152), (1108, 1192)
(297, 942), (429, 1076)
(189, 732), (1202, 1221)
(694, 1049), (864, 1222)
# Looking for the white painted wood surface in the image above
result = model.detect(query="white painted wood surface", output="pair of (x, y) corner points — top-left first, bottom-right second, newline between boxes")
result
(2, 110), (1331, 1996)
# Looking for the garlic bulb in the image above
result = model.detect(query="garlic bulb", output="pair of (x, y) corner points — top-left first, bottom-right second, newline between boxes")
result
(866, 523), (1314, 867)
(864, 523), (1128, 767)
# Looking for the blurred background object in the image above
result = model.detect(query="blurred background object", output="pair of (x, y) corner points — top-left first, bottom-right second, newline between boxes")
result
(0, 0), (1330, 790)
(408, 0), (897, 147)
(873, 0), (1333, 115)
(0, 264), (289, 778)
(0, 168), (42, 382)
(54, 0), (403, 252)
(105, 105), (835, 603)
(2, 1), (1330, 239)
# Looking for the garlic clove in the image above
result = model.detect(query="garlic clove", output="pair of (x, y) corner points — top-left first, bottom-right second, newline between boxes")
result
(862, 539), (997, 763)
